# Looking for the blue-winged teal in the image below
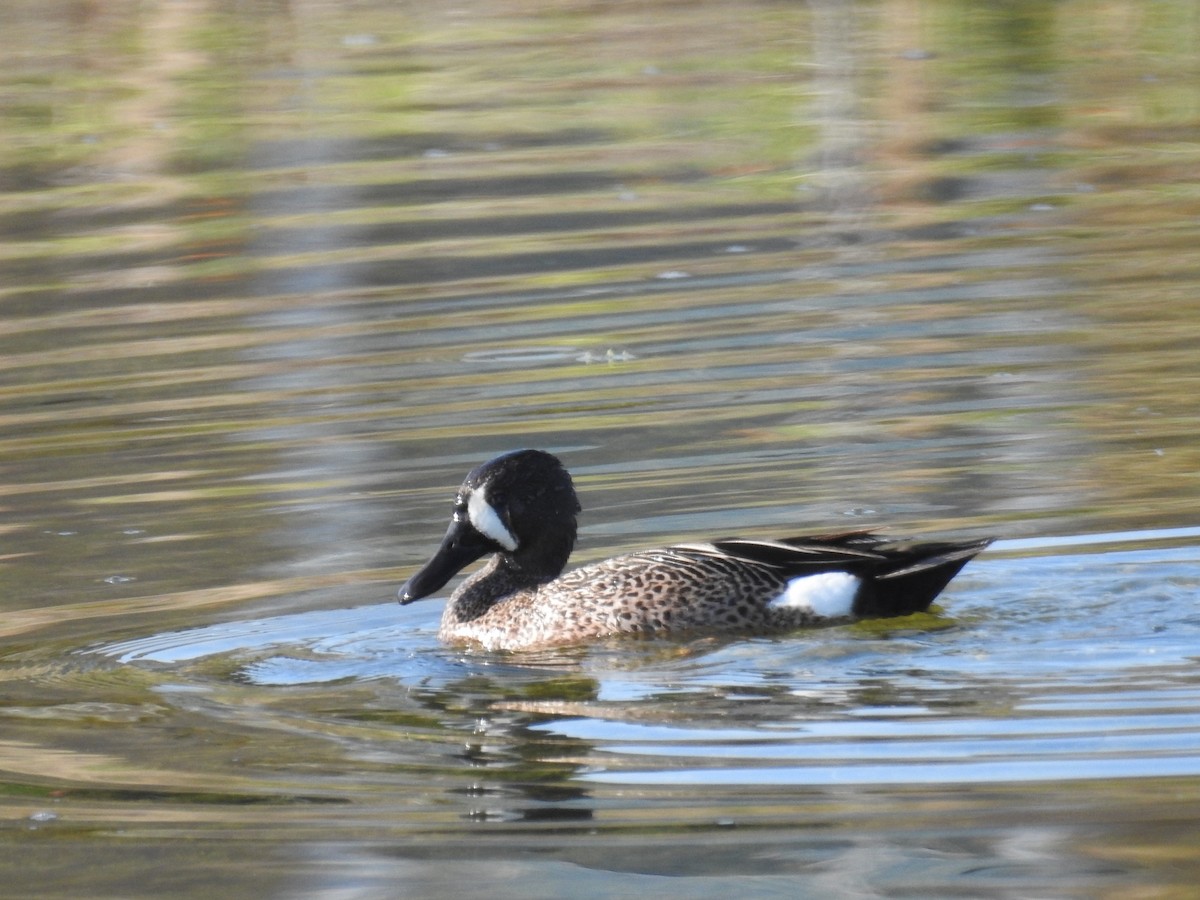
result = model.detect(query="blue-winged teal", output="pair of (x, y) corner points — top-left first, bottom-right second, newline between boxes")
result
(398, 450), (990, 651)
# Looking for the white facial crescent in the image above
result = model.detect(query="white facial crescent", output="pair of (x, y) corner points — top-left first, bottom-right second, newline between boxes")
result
(467, 487), (518, 551)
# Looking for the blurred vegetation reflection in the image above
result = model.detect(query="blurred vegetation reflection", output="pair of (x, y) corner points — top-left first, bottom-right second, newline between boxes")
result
(2, 0), (1200, 897)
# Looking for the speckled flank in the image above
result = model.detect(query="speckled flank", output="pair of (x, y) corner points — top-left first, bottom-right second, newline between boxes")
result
(441, 549), (834, 651)
(399, 450), (991, 652)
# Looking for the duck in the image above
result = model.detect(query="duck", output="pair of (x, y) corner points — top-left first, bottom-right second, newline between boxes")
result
(398, 449), (990, 651)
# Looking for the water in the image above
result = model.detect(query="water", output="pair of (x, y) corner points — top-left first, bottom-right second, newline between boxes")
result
(3, 0), (1200, 896)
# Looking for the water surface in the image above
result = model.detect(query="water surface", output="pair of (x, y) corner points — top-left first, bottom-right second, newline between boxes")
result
(3, 1), (1200, 896)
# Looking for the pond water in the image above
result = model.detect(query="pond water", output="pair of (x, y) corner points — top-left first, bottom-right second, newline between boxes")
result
(3, 0), (1200, 896)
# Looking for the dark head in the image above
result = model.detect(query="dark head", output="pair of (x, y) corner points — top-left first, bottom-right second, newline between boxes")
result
(398, 449), (581, 605)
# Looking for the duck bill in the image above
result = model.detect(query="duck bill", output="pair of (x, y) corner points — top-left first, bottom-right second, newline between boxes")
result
(398, 519), (496, 605)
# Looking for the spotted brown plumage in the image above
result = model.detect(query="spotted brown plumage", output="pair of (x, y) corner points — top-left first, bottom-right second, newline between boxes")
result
(399, 449), (991, 651)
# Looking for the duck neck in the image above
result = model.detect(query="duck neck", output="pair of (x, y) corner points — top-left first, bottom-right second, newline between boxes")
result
(444, 526), (575, 625)
(442, 556), (519, 624)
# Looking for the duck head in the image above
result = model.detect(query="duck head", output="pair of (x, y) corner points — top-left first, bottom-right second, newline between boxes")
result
(398, 449), (581, 604)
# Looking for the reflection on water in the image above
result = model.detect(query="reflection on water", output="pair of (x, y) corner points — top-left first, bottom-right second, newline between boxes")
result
(80, 529), (1200, 896)
(3, 0), (1200, 896)
(98, 529), (1200, 782)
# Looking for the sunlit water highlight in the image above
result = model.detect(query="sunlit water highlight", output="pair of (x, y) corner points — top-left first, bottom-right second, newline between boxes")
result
(4, 0), (1200, 896)
(94, 527), (1200, 797)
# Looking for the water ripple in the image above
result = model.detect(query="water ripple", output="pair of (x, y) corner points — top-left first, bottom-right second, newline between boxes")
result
(85, 527), (1200, 791)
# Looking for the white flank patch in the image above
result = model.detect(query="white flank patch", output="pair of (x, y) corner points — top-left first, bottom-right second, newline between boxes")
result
(768, 571), (859, 618)
(467, 488), (518, 551)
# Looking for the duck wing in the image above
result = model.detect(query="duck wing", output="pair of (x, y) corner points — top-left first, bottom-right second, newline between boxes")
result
(665, 531), (991, 618)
